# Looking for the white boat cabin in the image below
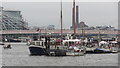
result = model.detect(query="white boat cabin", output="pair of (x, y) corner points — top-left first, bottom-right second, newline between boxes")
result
(63, 39), (81, 46)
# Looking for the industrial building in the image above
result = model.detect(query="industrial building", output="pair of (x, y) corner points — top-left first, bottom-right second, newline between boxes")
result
(47, 25), (55, 30)
(1, 7), (28, 30)
(70, 3), (116, 31)
(71, 5), (79, 29)
(70, 3), (88, 30)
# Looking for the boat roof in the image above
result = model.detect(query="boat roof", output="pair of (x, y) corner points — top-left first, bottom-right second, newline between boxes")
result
(63, 39), (81, 42)
(99, 41), (109, 44)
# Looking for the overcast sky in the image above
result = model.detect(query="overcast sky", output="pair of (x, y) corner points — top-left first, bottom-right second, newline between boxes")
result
(2, 2), (118, 29)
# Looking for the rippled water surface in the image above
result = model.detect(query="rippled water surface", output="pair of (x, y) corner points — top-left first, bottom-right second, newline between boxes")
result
(2, 43), (118, 66)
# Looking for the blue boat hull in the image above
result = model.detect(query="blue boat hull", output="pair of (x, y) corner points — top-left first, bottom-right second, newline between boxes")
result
(94, 48), (111, 53)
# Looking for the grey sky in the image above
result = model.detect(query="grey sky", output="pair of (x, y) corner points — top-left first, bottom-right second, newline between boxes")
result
(2, 2), (118, 29)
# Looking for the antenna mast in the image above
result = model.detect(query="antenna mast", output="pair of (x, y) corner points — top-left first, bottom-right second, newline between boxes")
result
(73, 0), (76, 39)
(60, 0), (63, 39)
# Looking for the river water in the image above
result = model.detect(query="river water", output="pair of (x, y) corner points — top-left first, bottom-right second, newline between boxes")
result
(2, 43), (118, 66)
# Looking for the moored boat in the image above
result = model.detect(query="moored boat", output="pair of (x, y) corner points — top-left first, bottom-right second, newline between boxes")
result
(28, 39), (67, 56)
(94, 41), (118, 53)
(63, 39), (86, 56)
(28, 41), (47, 55)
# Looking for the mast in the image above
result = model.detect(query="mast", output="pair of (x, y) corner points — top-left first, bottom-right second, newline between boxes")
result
(98, 31), (101, 42)
(82, 26), (84, 41)
(60, 0), (63, 39)
(73, 0), (76, 39)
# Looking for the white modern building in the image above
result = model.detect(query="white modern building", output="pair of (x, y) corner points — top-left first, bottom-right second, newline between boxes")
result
(1, 7), (28, 30)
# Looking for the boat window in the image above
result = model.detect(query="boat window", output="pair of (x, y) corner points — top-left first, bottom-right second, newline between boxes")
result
(64, 42), (68, 46)
(42, 42), (44, 46)
(50, 42), (54, 45)
(36, 42), (40, 46)
(69, 42), (74, 46)
(31, 42), (35, 45)
(112, 44), (117, 47)
(56, 42), (61, 45)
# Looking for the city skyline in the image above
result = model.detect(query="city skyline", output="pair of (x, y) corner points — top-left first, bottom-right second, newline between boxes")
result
(2, 2), (118, 29)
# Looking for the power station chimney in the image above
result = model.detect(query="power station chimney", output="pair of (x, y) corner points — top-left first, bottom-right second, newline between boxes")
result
(76, 5), (79, 29)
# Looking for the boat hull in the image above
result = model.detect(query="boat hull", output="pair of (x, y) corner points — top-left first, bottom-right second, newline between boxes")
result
(66, 52), (84, 56)
(47, 49), (66, 56)
(29, 46), (66, 56)
(29, 46), (47, 55)
(94, 48), (111, 53)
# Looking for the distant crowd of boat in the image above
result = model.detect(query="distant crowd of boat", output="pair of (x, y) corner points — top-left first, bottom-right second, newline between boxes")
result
(0, 35), (119, 57)
(27, 35), (119, 56)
